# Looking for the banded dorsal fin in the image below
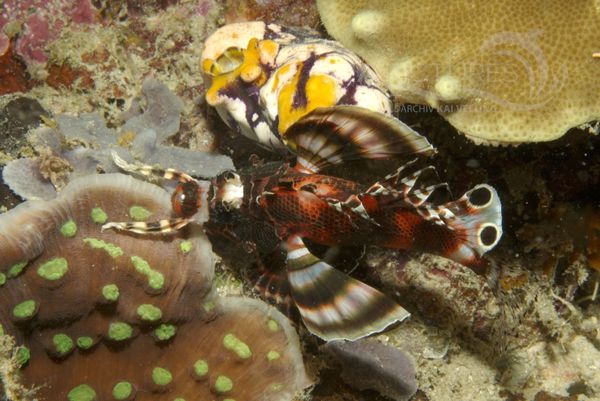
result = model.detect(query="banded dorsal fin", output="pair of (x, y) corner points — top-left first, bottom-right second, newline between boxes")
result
(284, 106), (435, 173)
(364, 162), (449, 210)
(285, 235), (409, 341)
(321, 194), (379, 226)
(407, 183), (451, 207)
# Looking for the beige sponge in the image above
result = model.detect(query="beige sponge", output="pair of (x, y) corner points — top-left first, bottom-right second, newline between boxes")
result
(317, 0), (600, 144)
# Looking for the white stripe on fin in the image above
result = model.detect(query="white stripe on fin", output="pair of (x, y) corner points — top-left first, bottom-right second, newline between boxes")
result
(285, 106), (435, 173)
(285, 235), (410, 341)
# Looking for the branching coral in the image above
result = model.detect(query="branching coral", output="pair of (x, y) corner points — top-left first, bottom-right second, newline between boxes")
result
(0, 173), (310, 400)
(317, 0), (600, 144)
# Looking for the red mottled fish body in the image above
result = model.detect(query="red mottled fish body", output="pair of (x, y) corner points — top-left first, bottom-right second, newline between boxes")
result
(252, 172), (362, 245)
(231, 167), (495, 268)
(104, 104), (502, 342)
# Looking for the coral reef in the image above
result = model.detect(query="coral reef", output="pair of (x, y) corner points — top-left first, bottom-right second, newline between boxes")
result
(0, 43), (31, 96)
(1, 0), (223, 151)
(367, 252), (510, 354)
(0, 0), (99, 96)
(316, 0), (600, 144)
(584, 211), (600, 301)
(2, 1), (600, 400)
(0, 173), (310, 400)
(0, 97), (49, 155)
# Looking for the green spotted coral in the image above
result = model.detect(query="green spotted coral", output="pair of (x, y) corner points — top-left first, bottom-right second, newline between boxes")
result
(0, 173), (309, 400)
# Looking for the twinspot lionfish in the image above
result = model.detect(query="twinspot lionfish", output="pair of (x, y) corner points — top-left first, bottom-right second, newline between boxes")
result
(104, 22), (502, 341)
(104, 105), (502, 341)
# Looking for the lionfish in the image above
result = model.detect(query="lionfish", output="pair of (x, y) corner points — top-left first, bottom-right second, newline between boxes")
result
(103, 22), (502, 341)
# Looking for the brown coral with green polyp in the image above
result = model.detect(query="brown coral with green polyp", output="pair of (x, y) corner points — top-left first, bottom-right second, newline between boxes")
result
(90, 207), (108, 224)
(77, 336), (95, 350)
(83, 237), (123, 258)
(16, 346), (30, 366)
(112, 381), (134, 400)
(108, 322), (133, 341)
(0, 174), (306, 400)
(60, 220), (78, 237)
(7, 261), (27, 278)
(154, 324), (176, 341)
(131, 255), (165, 292)
(214, 375), (233, 394)
(152, 366), (172, 386)
(180, 240), (193, 253)
(137, 304), (162, 322)
(52, 333), (75, 356)
(2, 297), (308, 400)
(102, 284), (119, 302)
(67, 384), (97, 401)
(193, 359), (209, 378)
(37, 257), (69, 280)
(129, 205), (152, 221)
(12, 300), (37, 320)
(223, 333), (252, 359)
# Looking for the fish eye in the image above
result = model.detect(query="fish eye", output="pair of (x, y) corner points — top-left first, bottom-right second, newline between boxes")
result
(223, 171), (238, 181)
(171, 181), (200, 217)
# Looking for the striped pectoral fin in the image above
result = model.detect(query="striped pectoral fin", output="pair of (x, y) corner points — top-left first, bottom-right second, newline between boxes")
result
(102, 217), (193, 235)
(284, 105), (435, 173)
(111, 151), (198, 183)
(285, 235), (410, 341)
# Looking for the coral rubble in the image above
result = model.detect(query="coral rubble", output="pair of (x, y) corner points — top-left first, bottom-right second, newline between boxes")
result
(1, 0), (222, 140)
(2, 1), (600, 399)
(317, 0), (600, 144)
(366, 250), (600, 399)
(0, 0), (97, 65)
(0, 43), (31, 96)
(222, 0), (321, 29)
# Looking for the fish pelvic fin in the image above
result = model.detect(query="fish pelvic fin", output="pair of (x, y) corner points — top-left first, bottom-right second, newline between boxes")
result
(285, 235), (410, 341)
(435, 184), (503, 265)
(284, 105), (435, 173)
(249, 250), (294, 313)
